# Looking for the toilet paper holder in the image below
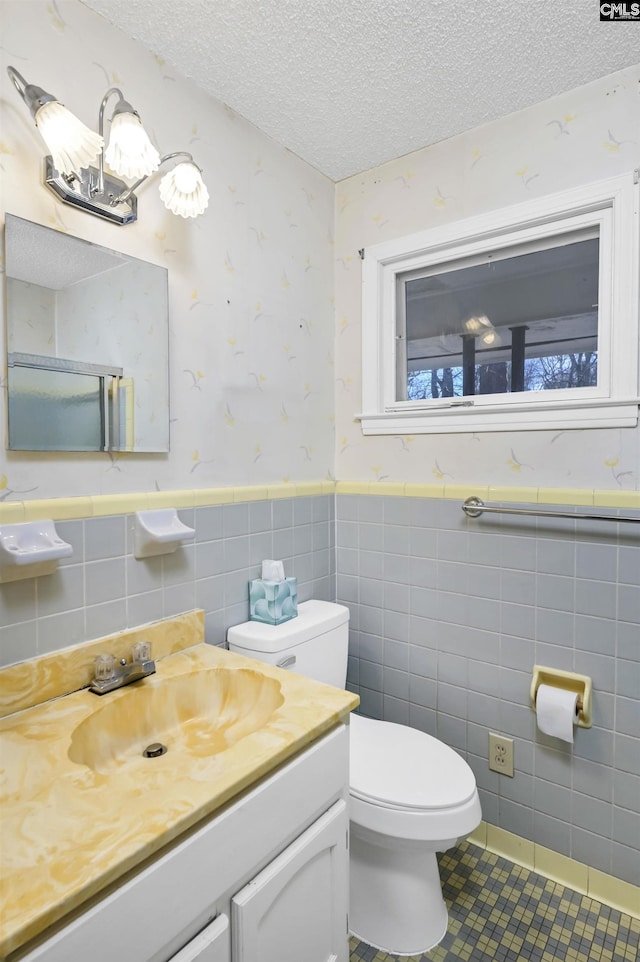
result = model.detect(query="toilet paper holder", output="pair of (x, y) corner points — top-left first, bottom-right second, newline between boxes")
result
(530, 665), (592, 729)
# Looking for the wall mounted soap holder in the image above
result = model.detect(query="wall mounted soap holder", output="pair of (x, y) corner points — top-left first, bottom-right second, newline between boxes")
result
(134, 509), (195, 559)
(0, 520), (73, 581)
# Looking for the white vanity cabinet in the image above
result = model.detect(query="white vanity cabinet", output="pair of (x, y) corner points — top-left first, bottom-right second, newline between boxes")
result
(13, 725), (349, 962)
(231, 800), (347, 962)
(168, 915), (230, 962)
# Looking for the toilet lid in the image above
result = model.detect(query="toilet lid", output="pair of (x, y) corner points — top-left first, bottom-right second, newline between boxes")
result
(350, 714), (477, 811)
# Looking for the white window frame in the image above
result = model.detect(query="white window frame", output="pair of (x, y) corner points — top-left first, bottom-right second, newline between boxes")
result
(359, 172), (639, 434)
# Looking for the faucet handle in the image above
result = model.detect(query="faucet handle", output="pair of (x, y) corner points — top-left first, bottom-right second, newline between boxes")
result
(94, 653), (116, 681)
(132, 641), (152, 663)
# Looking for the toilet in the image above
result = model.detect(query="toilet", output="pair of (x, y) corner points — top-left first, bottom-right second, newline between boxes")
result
(227, 600), (482, 956)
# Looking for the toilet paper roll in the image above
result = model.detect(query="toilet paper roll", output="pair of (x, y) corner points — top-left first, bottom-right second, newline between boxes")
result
(535, 684), (579, 743)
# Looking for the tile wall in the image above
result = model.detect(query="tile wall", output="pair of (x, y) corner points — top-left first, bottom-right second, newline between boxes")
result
(337, 494), (640, 887)
(0, 495), (335, 667)
(2, 487), (638, 890)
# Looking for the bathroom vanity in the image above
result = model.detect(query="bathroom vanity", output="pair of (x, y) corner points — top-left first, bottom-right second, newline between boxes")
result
(0, 612), (357, 962)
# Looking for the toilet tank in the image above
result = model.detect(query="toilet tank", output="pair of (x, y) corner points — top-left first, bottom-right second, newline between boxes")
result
(227, 600), (349, 688)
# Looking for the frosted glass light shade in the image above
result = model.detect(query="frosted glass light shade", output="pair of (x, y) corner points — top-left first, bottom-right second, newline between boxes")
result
(105, 112), (160, 179)
(464, 314), (492, 334)
(480, 328), (500, 347)
(159, 163), (209, 218)
(35, 101), (103, 176)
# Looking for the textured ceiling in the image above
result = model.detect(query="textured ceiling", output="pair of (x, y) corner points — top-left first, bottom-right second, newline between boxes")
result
(6, 215), (128, 290)
(82, 0), (639, 181)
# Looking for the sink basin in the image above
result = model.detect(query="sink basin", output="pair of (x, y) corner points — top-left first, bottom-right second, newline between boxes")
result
(68, 667), (284, 774)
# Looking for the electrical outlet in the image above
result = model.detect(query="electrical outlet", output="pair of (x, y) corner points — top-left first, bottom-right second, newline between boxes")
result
(488, 733), (514, 777)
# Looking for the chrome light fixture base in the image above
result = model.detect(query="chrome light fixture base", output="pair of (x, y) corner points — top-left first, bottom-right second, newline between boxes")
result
(44, 156), (137, 225)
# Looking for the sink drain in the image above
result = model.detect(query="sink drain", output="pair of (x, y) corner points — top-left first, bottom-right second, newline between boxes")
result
(143, 742), (167, 758)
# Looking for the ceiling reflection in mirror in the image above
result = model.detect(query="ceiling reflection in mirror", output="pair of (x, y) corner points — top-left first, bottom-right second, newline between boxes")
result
(4, 214), (169, 452)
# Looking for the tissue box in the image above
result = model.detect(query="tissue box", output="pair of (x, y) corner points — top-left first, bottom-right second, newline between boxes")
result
(249, 577), (298, 625)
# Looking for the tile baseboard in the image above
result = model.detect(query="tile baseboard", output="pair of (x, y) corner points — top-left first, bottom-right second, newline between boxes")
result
(469, 821), (640, 919)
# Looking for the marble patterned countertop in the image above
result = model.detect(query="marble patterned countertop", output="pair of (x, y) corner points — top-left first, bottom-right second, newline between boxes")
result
(0, 611), (358, 958)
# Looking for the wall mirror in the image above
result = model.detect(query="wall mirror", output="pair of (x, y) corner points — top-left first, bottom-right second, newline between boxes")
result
(4, 214), (169, 453)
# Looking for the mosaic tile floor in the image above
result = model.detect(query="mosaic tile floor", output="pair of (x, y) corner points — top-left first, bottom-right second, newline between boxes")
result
(349, 841), (640, 962)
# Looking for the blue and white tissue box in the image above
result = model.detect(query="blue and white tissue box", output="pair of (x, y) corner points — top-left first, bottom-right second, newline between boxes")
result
(249, 576), (298, 625)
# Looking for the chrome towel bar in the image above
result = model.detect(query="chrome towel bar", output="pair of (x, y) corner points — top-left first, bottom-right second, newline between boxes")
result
(462, 496), (640, 525)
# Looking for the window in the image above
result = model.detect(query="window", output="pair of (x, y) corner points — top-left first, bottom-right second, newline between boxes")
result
(360, 173), (639, 433)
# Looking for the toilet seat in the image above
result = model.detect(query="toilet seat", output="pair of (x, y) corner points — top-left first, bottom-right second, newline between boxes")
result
(350, 714), (476, 810)
(349, 714), (482, 842)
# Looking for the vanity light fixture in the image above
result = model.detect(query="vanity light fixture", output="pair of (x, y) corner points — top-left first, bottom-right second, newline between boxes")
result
(463, 314), (492, 335)
(463, 314), (501, 347)
(7, 66), (209, 225)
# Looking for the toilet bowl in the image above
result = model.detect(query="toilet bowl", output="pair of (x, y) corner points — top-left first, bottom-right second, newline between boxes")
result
(227, 600), (482, 956)
(349, 712), (481, 954)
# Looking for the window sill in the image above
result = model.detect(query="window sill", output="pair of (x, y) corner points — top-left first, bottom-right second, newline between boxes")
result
(357, 397), (640, 434)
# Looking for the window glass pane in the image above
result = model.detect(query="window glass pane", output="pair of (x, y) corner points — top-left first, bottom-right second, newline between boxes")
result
(399, 236), (599, 401)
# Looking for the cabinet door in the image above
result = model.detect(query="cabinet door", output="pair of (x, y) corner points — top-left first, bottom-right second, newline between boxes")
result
(168, 914), (230, 962)
(232, 800), (348, 962)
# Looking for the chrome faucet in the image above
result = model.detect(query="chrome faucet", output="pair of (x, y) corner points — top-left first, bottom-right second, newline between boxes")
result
(89, 641), (156, 695)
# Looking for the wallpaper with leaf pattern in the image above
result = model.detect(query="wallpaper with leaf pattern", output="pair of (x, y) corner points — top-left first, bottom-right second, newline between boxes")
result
(334, 64), (640, 490)
(0, 0), (335, 500)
